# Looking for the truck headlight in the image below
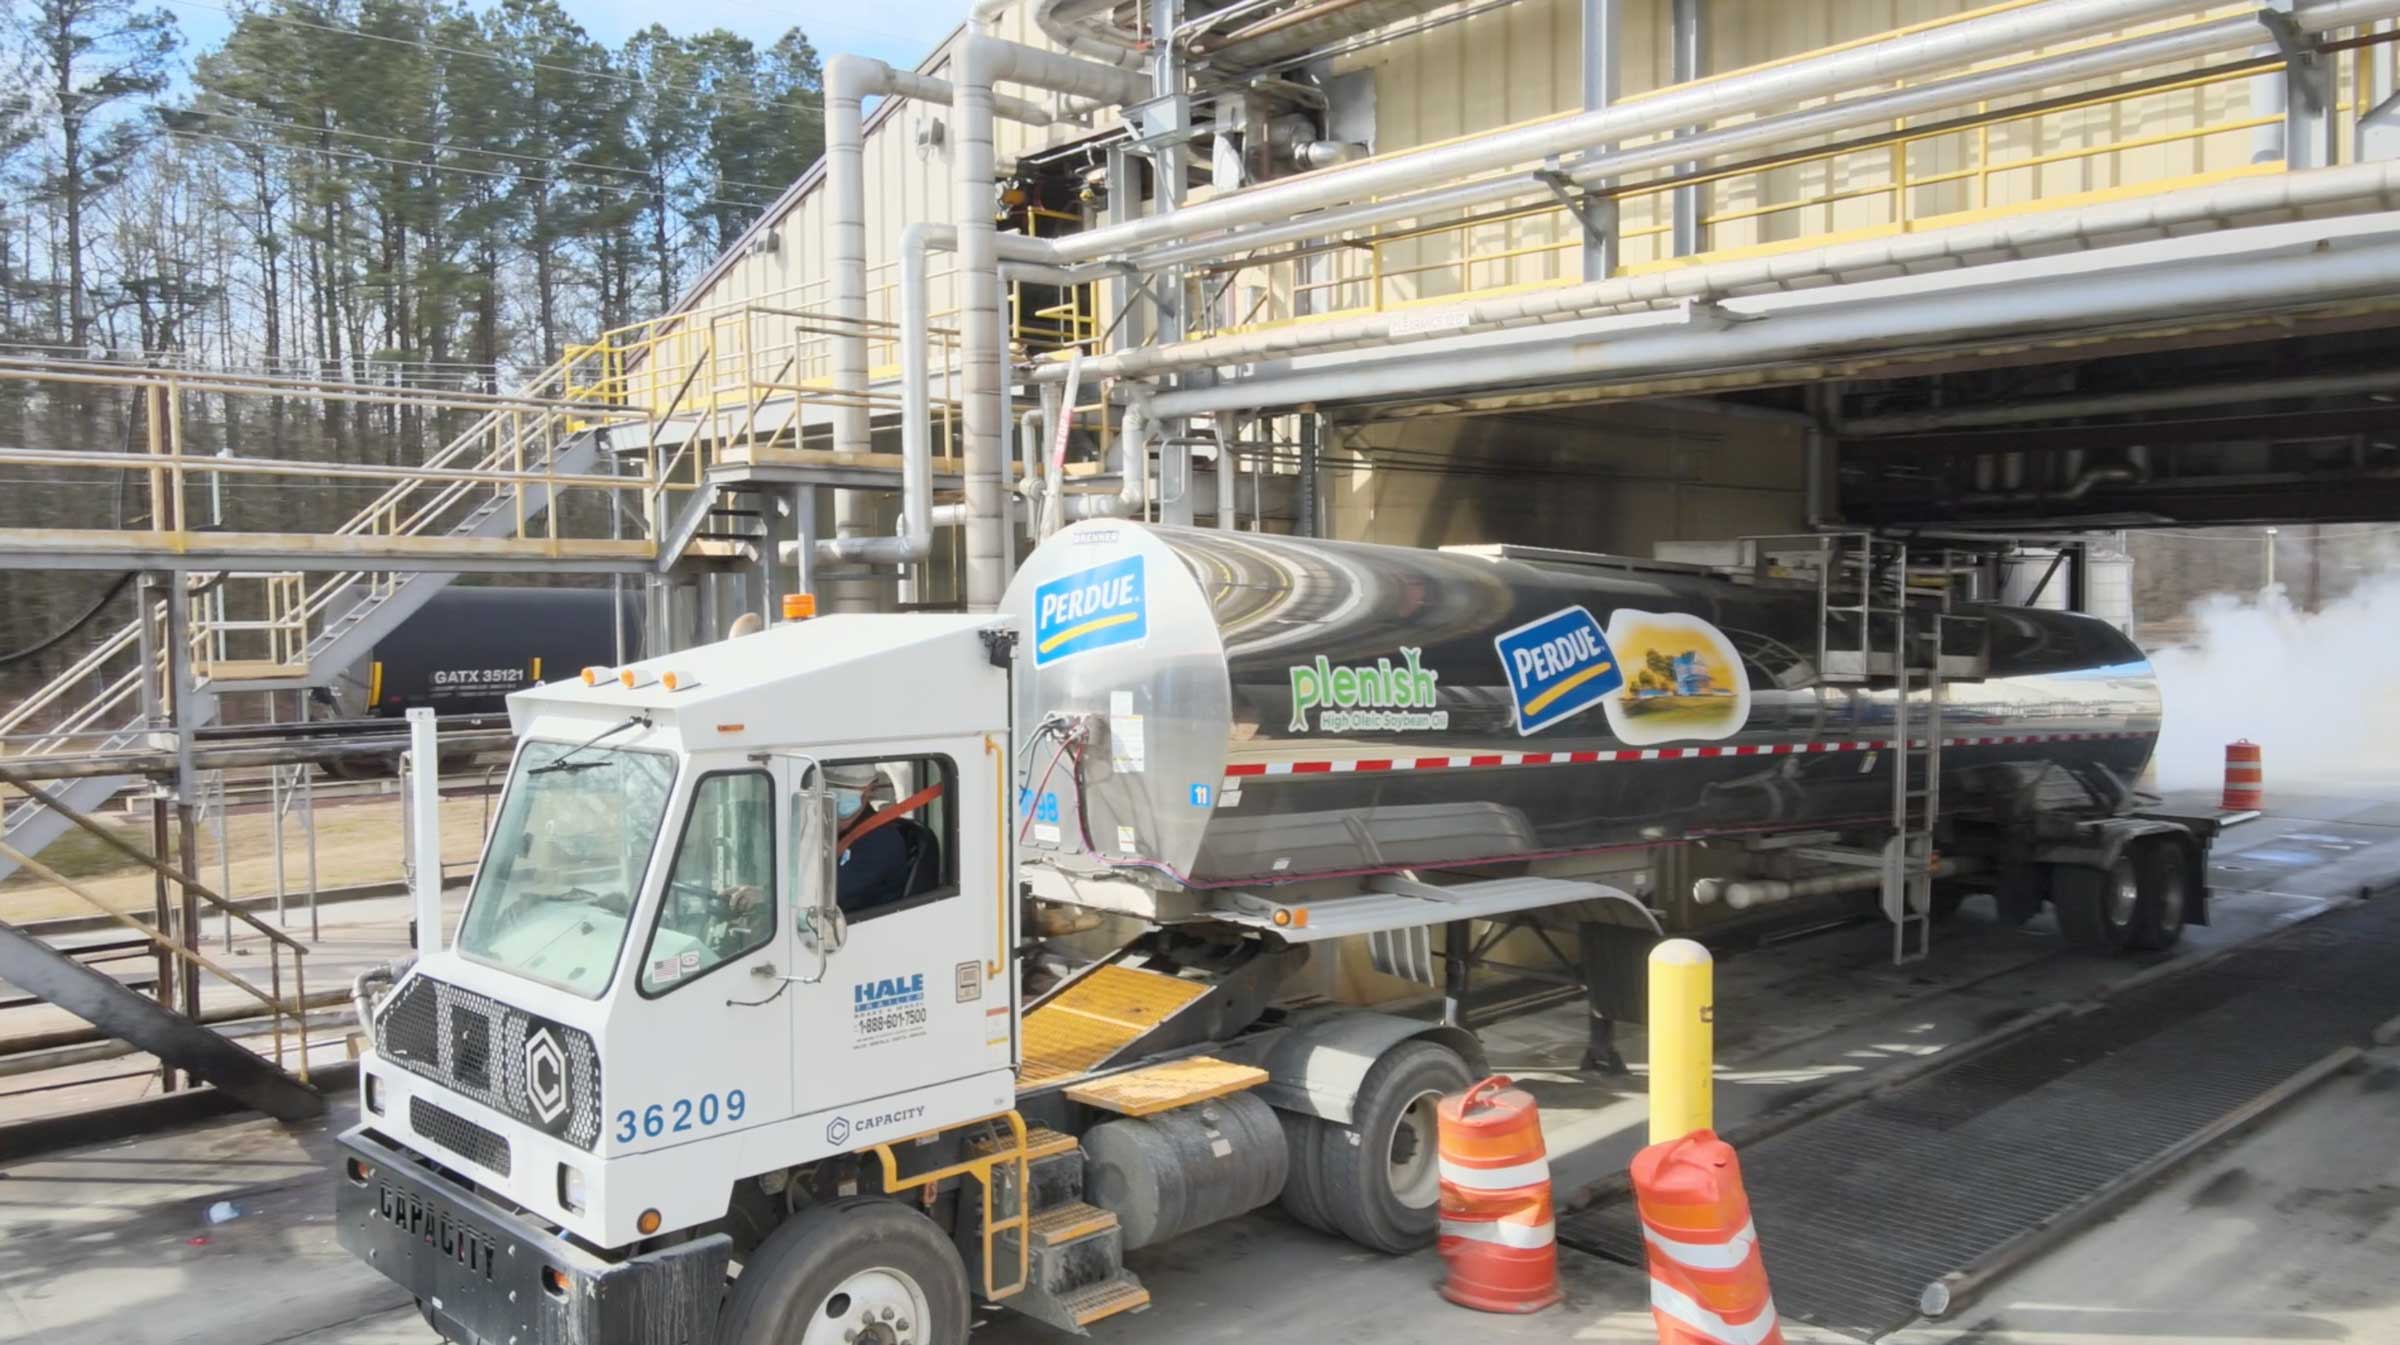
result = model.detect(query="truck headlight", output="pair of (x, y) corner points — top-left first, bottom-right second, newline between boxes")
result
(364, 1073), (385, 1115)
(557, 1162), (588, 1214)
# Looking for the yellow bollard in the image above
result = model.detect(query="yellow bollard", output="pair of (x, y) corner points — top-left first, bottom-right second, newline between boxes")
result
(1646, 938), (1713, 1143)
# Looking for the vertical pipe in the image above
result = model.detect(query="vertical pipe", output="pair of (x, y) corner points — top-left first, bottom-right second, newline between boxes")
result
(1581, 0), (1623, 280)
(826, 58), (873, 459)
(1671, 0), (1705, 256)
(177, 803), (200, 1022)
(1647, 938), (1714, 1142)
(150, 795), (177, 1093)
(792, 486), (818, 598)
(407, 707), (443, 958)
(956, 48), (1008, 611)
(1216, 417), (1239, 530)
(1298, 412), (1321, 538)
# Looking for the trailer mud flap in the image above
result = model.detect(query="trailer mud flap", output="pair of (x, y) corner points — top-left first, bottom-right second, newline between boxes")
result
(337, 1128), (728, 1345)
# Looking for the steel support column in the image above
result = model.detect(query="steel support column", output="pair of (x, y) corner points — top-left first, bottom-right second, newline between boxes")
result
(1582, 0), (1624, 279)
(1671, 0), (1706, 256)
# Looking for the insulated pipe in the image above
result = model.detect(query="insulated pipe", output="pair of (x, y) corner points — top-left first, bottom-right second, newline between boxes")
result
(1214, 417), (1239, 530)
(826, 54), (1057, 457)
(1841, 368), (2400, 434)
(955, 36), (1151, 610)
(815, 224), (1111, 567)
(1063, 398), (1155, 520)
(1041, 0), (2238, 264)
(1144, 232), (2400, 416)
(1019, 407), (1048, 504)
(1115, 4), (2334, 279)
(1034, 0), (1151, 66)
(1694, 856), (1972, 910)
(1105, 0), (2396, 277)
(1066, 157), (2400, 387)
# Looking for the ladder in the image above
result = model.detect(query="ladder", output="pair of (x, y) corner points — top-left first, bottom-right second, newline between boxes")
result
(1879, 545), (1939, 966)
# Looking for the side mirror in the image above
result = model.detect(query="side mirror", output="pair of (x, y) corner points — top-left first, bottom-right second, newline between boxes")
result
(794, 782), (847, 958)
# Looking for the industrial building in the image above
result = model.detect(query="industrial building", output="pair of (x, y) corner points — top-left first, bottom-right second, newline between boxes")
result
(6, 0), (2400, 1342)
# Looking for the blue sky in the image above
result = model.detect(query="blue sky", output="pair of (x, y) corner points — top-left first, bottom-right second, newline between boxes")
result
(160, 0), (962, 76)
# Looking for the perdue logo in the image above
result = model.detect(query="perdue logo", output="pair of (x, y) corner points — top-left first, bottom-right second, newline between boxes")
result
(1032, 555), (1148, 667)
(1494, 606), (1624, 736)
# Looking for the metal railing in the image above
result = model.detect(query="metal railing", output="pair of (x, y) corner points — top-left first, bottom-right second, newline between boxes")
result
(1188, 10), (2400, 338)
(0, 762), (316, 1082)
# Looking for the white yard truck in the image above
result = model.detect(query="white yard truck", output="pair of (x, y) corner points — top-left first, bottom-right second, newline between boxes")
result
(340, 523), (2198, 1345)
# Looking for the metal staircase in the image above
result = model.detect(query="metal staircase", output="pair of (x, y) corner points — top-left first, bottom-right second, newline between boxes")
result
(0, 370), (617, 885)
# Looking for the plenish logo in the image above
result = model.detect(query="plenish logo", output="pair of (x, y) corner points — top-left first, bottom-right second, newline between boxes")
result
(1287, 649), (1447, 733)
(1495, 606), (1623, 735)
(1033, 555), (1148, 666)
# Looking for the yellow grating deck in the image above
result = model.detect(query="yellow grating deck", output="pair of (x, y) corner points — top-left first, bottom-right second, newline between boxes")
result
(1018, 965), (1211, 1086)
(1063, 1056), (1270, 1118)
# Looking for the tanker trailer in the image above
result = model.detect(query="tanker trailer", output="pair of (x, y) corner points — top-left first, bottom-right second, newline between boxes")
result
(1004, 522), (2207, 975)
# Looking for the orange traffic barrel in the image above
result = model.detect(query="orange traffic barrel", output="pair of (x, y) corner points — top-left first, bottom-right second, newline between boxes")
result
(1630, 1129), (1784, 1345)
(1436, 1075), (1562, 1314)
(2223, 740), (2263, 811)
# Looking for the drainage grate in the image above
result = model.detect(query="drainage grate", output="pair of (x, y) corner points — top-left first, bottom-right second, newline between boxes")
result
(411, 1096), (514, 1178)
(1559, 896), (2400, 1340)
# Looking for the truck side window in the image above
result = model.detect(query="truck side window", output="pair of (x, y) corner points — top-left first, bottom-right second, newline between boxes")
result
(640, 770), (774, 995)
(829, 756), (957, 923)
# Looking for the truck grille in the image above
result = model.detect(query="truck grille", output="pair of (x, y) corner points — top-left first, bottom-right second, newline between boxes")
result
(411, 1096), (514, 1177)
(374, 975), (603, 1151)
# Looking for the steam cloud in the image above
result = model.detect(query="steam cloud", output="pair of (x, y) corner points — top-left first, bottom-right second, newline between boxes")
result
(2147, 578), (2400, 791)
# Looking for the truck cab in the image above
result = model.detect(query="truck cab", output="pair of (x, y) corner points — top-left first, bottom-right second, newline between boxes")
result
(343, 615), (1024, 1343)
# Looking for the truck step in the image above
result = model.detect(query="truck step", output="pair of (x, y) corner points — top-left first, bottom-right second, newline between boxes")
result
(969, 1124), (1080, 1162)
(1056, 1274), (1150, 1329)
(1030, 1201), (1119, 1247)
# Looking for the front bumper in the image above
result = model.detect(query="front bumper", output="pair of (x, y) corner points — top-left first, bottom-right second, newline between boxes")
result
(337, 1128), (729, 1345)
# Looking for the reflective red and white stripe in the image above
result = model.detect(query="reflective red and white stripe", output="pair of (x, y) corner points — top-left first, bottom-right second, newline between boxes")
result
(1438, 1151), (1557, 1251)
(1223, 729), (2147, 788)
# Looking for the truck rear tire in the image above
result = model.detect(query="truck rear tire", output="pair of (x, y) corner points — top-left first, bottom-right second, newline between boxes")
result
(718, 1197), (970, 1345)
(2051, 858), (2137, 953)
(2128, 838), (2190, 951)
(1276, 1110), (1336, 1233)
(1315, 1038), (1472, 1254)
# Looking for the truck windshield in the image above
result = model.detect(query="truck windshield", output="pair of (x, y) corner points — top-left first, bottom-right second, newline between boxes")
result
(456, 740), (677, 998)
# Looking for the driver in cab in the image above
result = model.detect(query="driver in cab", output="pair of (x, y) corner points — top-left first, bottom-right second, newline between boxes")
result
(827, 764), (910, 916)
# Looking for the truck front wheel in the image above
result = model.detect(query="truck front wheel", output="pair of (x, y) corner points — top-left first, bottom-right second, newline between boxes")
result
(719, 1197), (971, 1345)
(1316, 1038), (1473, 1254)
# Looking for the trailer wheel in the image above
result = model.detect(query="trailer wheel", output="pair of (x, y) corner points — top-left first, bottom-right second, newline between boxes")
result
(1275, 1110), (1335, 1233)
(1316, 1038), (1473, 1254)
(2128, 838), (2190, 951)
(2051, 858), (2136, 953)
(719, 1197), (970, 1345)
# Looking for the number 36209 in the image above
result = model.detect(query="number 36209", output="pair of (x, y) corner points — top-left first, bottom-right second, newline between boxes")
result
(614, 1089), (746, 1143)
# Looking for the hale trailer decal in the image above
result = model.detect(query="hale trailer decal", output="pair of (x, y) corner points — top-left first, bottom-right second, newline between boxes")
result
(1033, 556), (1149, 666)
